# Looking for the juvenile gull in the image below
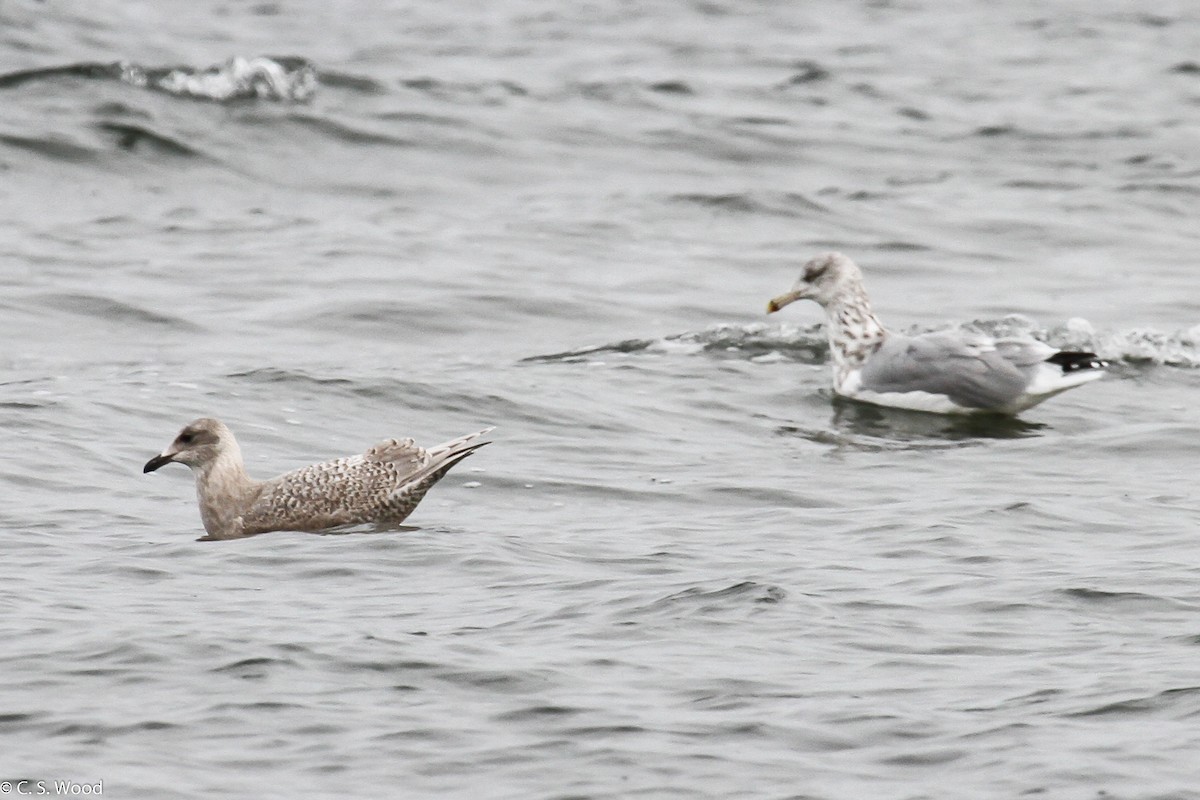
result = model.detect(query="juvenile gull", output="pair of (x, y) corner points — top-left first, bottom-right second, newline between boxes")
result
(144, 418), (492, 540)
(766, 252), (1107, 415)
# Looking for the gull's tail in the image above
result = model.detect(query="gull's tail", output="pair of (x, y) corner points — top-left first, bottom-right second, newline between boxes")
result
(1020, 351), (1107, 405)
(380, 428), (493, 522)
(422, 427), (495, 479)
(395, 427), (494, 490)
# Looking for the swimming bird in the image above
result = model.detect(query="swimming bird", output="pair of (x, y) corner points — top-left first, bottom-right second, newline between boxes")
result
(144, 418), (492, 540)
(766, 252), (1107, 415)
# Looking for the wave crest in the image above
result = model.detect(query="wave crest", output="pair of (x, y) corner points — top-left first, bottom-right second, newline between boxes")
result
(0, 56), (316, 102)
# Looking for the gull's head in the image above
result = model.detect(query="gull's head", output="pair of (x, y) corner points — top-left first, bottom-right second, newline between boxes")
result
(143, 418), (234, 473)
(767, 252), (863, 312)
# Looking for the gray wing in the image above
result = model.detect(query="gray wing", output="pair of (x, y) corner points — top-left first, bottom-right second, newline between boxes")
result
(993, 337), (1058, 369)
(859, 331), (1037, 409)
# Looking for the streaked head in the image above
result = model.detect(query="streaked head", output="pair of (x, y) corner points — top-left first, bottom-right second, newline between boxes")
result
(767, 252), (863, 312)
(143, 418), (234, 473)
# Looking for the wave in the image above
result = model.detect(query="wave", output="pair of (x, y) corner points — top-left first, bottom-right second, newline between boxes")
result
(669, 191), (830, 218)
(523, 316), (1200, 368)
(521, 322), (829, 364)
(29, 292), (203, 331)
(0, 56), (316, 102)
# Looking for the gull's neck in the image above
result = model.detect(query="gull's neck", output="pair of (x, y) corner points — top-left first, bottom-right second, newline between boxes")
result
(821, 283), (888, 383)
(193, 444), (260, 539)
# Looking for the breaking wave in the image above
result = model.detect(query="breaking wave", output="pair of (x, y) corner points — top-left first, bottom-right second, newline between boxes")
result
(0, 56), (316, 102)
(524, 316), (1200, 368)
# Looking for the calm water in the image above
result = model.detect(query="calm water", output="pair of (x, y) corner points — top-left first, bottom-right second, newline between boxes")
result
(3, 1), (1200, 797)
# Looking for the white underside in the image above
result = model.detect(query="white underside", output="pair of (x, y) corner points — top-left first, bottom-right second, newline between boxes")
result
(837, 365), (1104, 415)
(843, 385), (973, 414)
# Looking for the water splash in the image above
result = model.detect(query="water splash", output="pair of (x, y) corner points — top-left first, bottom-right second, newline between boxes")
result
(0, 56), (316, 102)
(966, 314), (1200, 368)
(526, 318), (1200, 368)
(520, 322), (830, 364)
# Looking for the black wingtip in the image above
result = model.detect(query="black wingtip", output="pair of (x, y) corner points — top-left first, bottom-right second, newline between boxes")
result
(1046, 351), (1108, 373)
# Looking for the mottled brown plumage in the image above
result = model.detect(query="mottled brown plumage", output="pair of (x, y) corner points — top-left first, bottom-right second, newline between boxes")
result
(144, 418), (492, 540)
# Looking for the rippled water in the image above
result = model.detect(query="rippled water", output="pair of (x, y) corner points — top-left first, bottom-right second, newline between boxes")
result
(3, 1), (1200, 797)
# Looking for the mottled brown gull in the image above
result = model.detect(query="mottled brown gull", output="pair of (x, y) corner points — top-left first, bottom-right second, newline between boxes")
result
(767, 252), (1107, 415)
(144, 418), (492, 540)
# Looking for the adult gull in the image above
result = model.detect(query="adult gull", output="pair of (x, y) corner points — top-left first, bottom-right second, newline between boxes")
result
(766, 252), (1107, 415)
(144, 418), (492, 540)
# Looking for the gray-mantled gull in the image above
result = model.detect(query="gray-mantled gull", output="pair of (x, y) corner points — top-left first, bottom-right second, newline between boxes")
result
(144, 418), (492, 540)
(766, 252), (1107, 415)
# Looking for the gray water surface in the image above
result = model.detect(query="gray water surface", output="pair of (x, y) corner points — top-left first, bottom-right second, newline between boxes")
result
(3, 1), (1200, 798)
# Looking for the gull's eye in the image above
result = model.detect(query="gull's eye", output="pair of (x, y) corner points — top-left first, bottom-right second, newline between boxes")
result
(178, 432), (196, 445)
(805, 263), (829, 282)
